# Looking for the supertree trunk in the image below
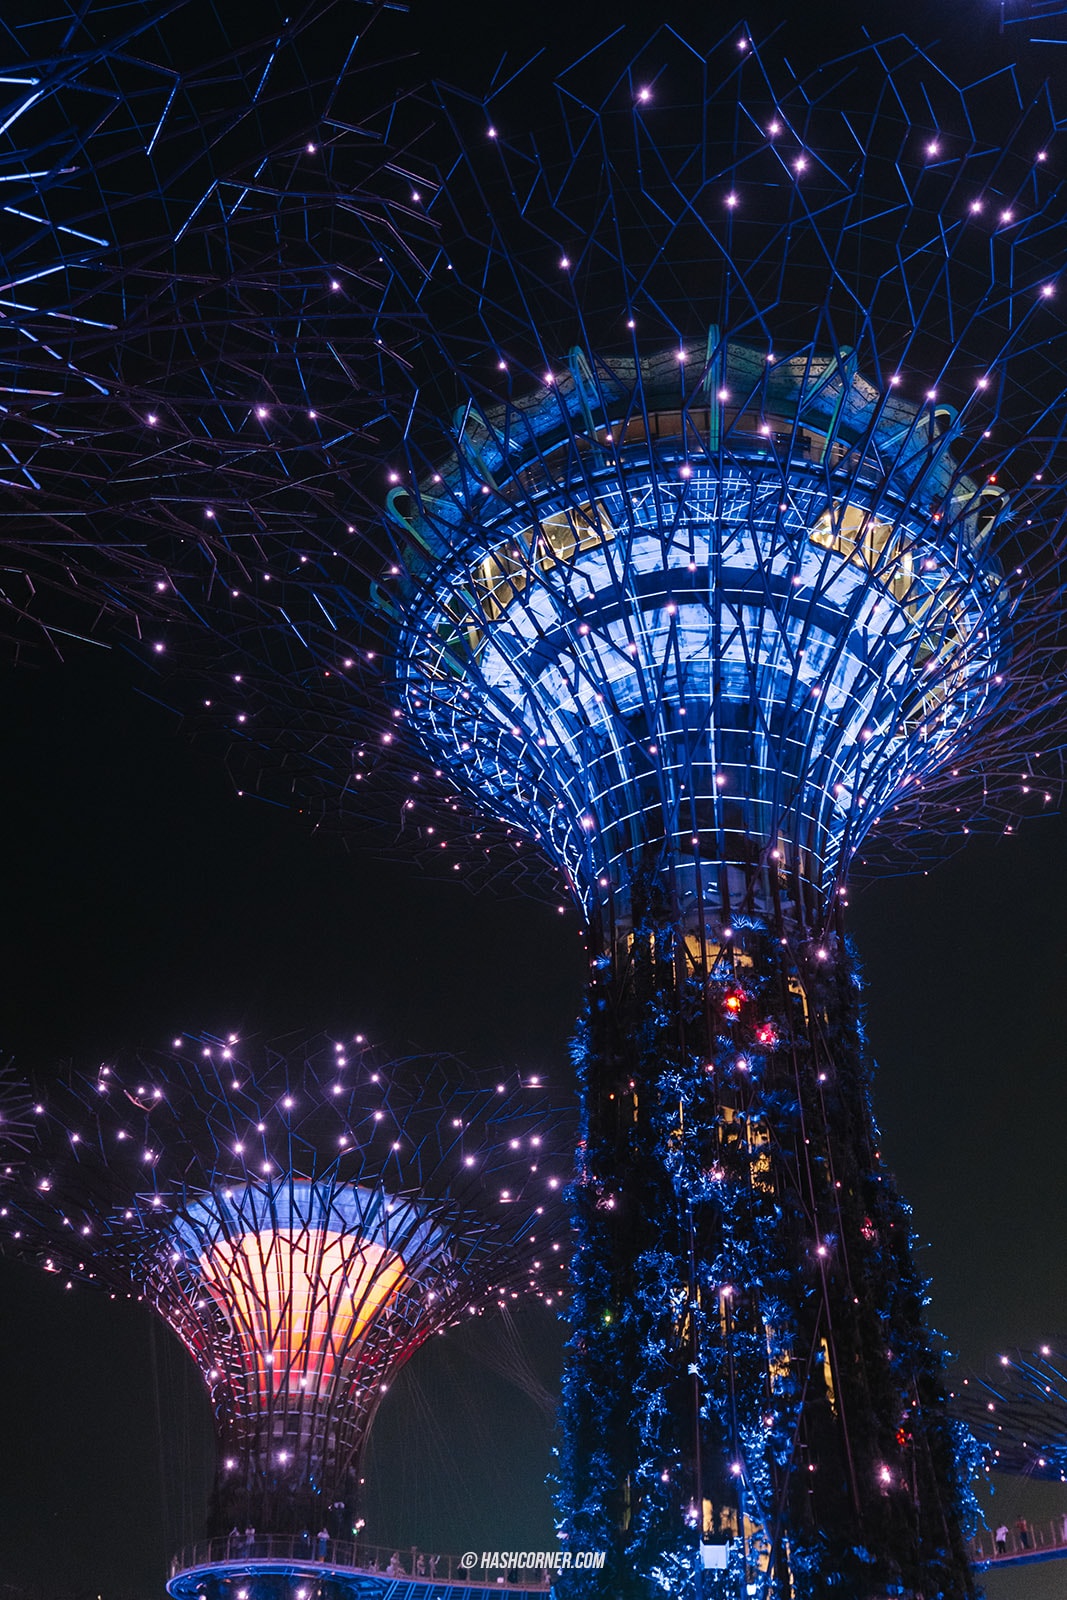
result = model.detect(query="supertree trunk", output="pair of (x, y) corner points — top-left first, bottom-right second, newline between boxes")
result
(557, 897), (976, 1599)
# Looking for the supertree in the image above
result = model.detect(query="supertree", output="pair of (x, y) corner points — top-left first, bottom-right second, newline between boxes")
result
(0, 1034), (570, 1596)
(128, 25), (1067, 1599)
(0, 0), (410, 660)
(953, 1345), (1067, 1483)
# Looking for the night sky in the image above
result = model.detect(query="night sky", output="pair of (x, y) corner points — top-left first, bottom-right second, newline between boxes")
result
(1, 4), (1066, 1598)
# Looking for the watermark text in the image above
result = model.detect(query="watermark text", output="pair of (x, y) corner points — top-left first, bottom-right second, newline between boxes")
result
(459, 1550), (606, 1573)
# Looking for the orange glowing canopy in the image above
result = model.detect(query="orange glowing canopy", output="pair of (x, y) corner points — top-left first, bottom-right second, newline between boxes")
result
(170, 1180), (449, 1398)
(200, 1227), (407, 1395)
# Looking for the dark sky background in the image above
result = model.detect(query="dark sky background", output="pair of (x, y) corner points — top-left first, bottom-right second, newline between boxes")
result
(1, 3), (1066, 1598)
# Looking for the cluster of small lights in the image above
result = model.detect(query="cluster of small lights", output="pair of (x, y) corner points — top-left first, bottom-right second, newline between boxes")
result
(955, 1345), (1067, 1484)
(2, 27), (1067, 1595)
(2, 1037), (573, 1548)
(5, 1041), (573, 1348)
(160, 288), (1067, 916)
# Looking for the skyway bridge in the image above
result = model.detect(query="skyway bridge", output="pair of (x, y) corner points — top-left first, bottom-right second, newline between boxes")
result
(169, 1527), (1067, 1595)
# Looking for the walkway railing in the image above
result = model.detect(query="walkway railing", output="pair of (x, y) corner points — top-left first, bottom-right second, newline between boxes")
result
(170, 1535), (553, 1591)
(970, 1518), (1067, 1567)
(173, 1523), (1067, 1587)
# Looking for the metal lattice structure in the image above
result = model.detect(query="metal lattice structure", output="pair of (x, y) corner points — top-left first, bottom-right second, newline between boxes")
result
(0, 1035), (571, 1539)
(0, 1064), (32, 1158)
(100, 28), (1067, 1600)
(379, 340), (1038, 928)
(999, 0), (1067, 44)
(9, 14), (1067, 1597)
(149, 32), (1067, 912)
(0, 0), (407, 660)
(953, 1346), (1067, 1482)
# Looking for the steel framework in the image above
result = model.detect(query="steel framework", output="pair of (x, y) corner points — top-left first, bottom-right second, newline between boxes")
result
(154, 34), (1067, 903)
(11, 16), (1067, 1600)
(0, 1064), (32, 1157)
(0, 1035), (570, 1541)
(953, 1345), (1067, 1482)
(115, 27), (1067, 1600)
(0, 0), (405, 660)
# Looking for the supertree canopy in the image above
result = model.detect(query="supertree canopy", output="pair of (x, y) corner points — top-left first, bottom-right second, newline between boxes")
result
(953, 1345), (1067, 1483)
(0, 1035), (570, 1549)
(0, 0), (408, 660)
(127, 26), (1067, 1600)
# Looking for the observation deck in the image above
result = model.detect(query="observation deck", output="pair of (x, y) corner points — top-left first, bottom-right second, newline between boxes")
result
(168, 1537), (551, 1599)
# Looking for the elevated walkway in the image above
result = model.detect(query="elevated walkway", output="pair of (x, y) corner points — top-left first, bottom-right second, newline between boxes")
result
(970, 1518), (1067, 1570)
(168, 1537), (551, 1599)
(170, 1525), (1067, 1593)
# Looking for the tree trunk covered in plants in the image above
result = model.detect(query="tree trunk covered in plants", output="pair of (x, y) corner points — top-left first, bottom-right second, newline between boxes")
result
(556, 904), (977, 1600)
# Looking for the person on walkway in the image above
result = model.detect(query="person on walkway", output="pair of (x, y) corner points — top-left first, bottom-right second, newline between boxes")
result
(386, 1552), (403, 1578)
(1016, 1517), (1030, 1549)
(415, 1553), (426, 1575)
(316, 1528), (329, 1560)
(995, 1524), (1008, 1554)
(244, 1525), (256, 1556)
